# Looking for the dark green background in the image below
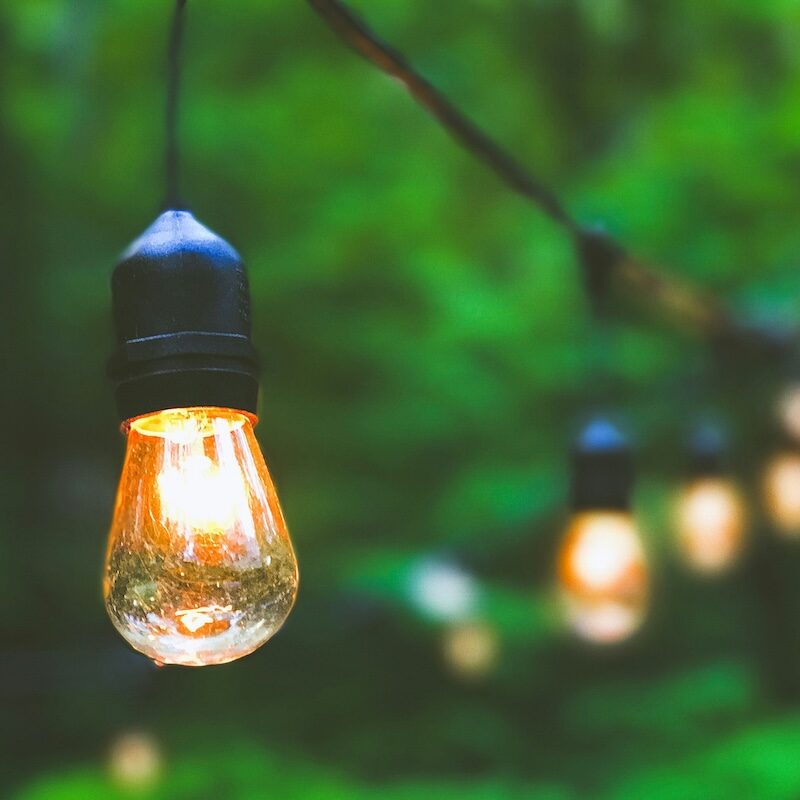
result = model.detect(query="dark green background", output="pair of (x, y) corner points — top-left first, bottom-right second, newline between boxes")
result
(4, 0), (800, 797)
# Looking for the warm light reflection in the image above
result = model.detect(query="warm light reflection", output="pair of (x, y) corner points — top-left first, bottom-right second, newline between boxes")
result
(109, 731), (162, 791)
(442, 619), (499, 681)
(763, 452), (800, 536)
(175, 604), (233, 637)
(104, 407), (299, 666)
(557, 511), (648, 644)
(676, 478), (747, 573)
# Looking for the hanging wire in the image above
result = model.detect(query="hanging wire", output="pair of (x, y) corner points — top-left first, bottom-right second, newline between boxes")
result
(164, 0), (188, 209)
(577, 228), (621, 409)
(308, 0), (575, 232)
(306, 0), (795, 358)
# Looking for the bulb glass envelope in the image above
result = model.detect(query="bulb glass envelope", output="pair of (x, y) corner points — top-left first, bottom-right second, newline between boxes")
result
(104, 407), (298, 666)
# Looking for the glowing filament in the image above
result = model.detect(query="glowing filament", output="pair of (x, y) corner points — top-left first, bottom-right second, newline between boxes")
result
(157, 448), (253, 544)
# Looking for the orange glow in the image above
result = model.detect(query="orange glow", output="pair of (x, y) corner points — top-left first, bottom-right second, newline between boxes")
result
(763, 452), (800, 536)
(676, 478), (747, 573)
(104, 407), (299, 666)
(557, 511), (648, 644)
(442, 620), (499, 680)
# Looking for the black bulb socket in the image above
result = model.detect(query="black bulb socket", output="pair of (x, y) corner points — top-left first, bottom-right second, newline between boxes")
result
(570, 419), (634, 511)
(687, 425), (726, 478)
(109, 210), (259, 425)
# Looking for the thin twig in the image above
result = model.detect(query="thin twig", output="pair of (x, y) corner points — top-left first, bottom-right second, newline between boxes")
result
(306, 0), (792, 355)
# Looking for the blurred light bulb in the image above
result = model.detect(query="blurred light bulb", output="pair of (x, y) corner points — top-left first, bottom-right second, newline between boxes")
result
(109, 731), (162, 791)
(442, 619), (499, 681)
(675, 478), (747, 573)
(778, 383), (800, 442)
(763, 451), (800, 536)
(104, 407), (299, 666)
(409, 559), (478, 622)
(557, 511), (648, 644)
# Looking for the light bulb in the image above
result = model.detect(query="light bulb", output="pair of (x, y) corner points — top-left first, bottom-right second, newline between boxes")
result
(557, 511), (648, 644)
(675, 478), (746, 573)
(104, 407), (299, 666)
(762, 451), (800, 536)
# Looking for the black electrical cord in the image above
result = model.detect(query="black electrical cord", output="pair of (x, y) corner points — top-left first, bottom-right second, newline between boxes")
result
(577, 228), (621, 408)
(307, 0), (575, 233)
(165, 0), (188, 210)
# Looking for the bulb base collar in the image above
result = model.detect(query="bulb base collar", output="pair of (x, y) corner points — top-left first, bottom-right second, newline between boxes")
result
(570, 419), (634, 511)
(687, 424), (726, 477)
(110, 210), (259, 423)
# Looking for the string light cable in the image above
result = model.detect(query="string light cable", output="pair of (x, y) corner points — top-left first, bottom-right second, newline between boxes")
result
(306, 0), (794, 357)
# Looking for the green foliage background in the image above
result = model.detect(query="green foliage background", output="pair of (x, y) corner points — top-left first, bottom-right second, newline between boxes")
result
(4, 0), (800, 797)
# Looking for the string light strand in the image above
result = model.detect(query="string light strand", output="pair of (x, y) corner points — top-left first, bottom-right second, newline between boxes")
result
(307, 0), (794, 356)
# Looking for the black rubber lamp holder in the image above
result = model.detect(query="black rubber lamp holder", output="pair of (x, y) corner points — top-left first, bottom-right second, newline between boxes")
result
(109, 209), (259, 426)
(686, 424), (726, 478)
(570, 419), (634, 512)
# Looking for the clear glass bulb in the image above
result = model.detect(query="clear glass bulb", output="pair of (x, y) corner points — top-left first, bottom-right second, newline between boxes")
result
(763, 452), (800, 536)
(104, 407), (299, 667)
(557, 511), (648, 644)
(676, 478), (746, 573)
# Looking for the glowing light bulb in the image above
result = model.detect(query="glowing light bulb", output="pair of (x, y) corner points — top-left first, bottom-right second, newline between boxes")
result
(675, 478), (747, 573)
(109, 731), (162, 791)
(442, 619), (499, 681)
(763, 451), (800, 536)
(104, 407), (299, 666)
(557, 511), (648, 644)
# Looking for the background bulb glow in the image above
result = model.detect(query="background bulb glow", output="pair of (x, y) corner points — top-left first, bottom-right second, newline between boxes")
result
(557, 511), (648, 644)
(442, 619), (499, 681)
(762, 452), (800, 536)
(104, 407), (299, 666)
(409, 559), (478, 622)
(108, 731), (162, 791)
(778, 383), (800, 441)
(676, 478), (746, 573)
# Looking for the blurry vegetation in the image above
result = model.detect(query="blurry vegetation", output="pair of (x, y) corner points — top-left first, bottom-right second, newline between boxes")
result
(4, 0), (800, 797)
